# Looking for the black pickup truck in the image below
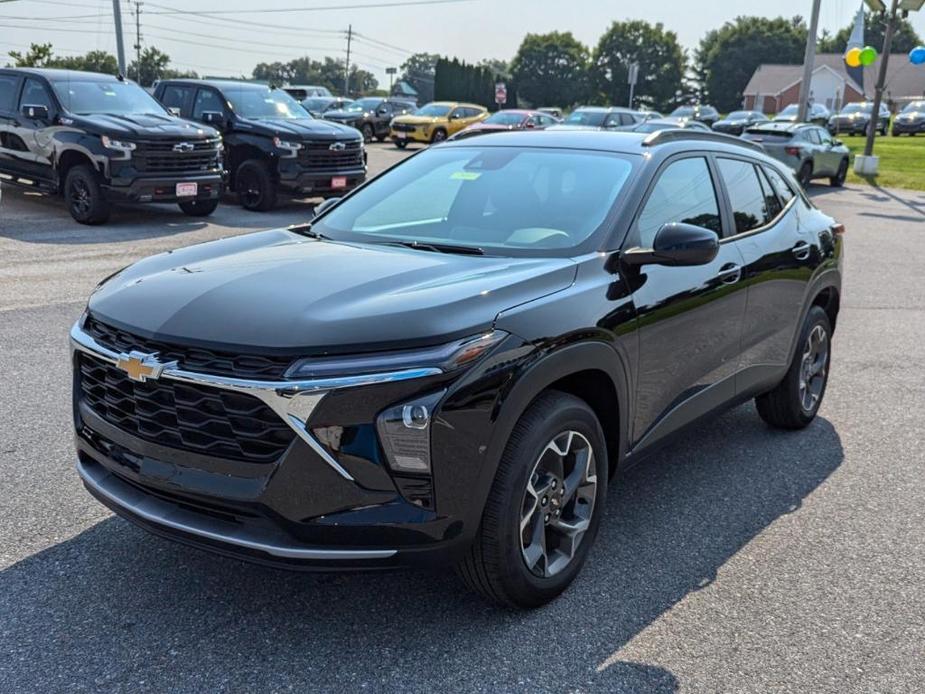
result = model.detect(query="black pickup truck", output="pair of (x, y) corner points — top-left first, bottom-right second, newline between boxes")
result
(154, 79), (366, 211)
(0, 68), (223, 224)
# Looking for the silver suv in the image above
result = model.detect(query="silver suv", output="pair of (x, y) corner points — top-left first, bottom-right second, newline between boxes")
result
(742, 122), (850, 188)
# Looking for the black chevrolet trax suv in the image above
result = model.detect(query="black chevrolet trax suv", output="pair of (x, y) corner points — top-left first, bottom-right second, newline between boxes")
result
(0, 68), (223, 224)
(154, 79), (366, 211)
(72, 130), (843, 608)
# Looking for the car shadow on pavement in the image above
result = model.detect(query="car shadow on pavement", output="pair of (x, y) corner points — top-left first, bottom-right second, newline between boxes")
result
(0, 405), (841, 693)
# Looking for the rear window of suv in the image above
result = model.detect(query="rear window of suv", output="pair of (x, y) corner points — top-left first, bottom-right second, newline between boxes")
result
(0, 74), (19, 112)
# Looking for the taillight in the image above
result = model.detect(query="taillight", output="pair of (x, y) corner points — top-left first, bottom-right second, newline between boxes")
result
(785, 146), (801, 156)
(831, 223), (846, 236)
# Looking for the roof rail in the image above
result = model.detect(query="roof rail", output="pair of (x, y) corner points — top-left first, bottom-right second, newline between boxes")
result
(641, 129), (765, 153)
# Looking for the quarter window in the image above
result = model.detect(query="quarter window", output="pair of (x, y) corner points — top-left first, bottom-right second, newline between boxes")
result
(636, 157), (722, 247)
(756, 167), (783, 220)
(717, 158), (773, 234)
(763, 165), (795, 206)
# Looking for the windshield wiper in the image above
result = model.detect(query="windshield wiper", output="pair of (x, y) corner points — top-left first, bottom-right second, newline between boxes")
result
(382, 240), (485, 256)
(287, 223), (331, 241)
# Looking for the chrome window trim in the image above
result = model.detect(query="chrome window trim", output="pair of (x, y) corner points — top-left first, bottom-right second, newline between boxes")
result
(77, 458), (397, 560)
(70, 321), (441, 481)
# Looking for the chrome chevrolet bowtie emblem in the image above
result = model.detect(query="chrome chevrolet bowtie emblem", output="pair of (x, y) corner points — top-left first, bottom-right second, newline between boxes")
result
(115, 351), (174, 382)
(173, 142), (195, 153)
(329, 141), (346, 151)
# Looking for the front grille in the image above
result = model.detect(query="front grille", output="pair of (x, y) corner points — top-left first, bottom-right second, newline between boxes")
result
(391, 123), (417, 133)
(297, 140), (364, 170)
(84, 315), (293, 379)
(78, 353), (296, 463)
(134, 138), (222, 175)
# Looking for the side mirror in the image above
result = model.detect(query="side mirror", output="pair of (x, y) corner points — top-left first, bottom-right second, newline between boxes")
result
(21, 104), (49, 121)
(313, 197), (341, 218)
(525, 121), (536, 129)
(833, 138), (843, 146)
(167, 106), (181, 117)
(200, 111), (226, 128)
(622, 222), (720, 268)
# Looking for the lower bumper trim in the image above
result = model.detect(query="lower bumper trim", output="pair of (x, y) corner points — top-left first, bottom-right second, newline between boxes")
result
(76, 458), (397, 561)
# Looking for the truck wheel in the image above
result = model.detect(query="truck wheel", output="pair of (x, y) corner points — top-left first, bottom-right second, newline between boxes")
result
(456, 391), (607, 608)
(375, 133), (387, 142)
(361, 123), (374, 142)
(431, 128), (447, 144)
(64, 165), (111, 225)
(235, 160), (277, 212)
(394, 139), (408, 149)
(755, 306), (832, 430)
(178, 198), (219, 216)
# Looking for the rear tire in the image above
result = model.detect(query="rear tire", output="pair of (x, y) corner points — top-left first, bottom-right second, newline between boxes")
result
(456, 391), (608, 609)
(178, 198), (219, 216)
(830, 159), (848, 187)
(431, 128), (447, 144)
(235, 159), (277, 212)
(394, 139), (407, 149)
(64, 165), (111, 225)
(361, 123), (374, 143)
(798, 161), (813, 188)
(756, 306), (832, 430)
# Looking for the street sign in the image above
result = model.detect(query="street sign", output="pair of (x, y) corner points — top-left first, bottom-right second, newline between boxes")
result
(627, 63), (639, 86)
(495, 82), (507, 106)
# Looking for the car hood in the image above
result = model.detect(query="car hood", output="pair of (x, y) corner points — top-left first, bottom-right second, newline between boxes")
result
(467, 123), (518, 132)
(715, 119), (746, 126)
(88, 229), (578, 354)
(323, 110), (369, 120)
(69, 112), (218, 140)
(392, 115), (446, 126)
(897, 111), (924, 120)
(237, 117), (359, 141)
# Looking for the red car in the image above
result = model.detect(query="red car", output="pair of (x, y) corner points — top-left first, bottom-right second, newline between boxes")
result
(451, 109), (560, 140)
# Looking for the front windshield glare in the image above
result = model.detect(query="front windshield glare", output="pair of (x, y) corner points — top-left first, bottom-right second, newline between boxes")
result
(564, 111), (606, 126)
(485, 112), (525, 125)
(415, 104), (451, 117)
(345, 98), (382, 112)
(902, 101), (925, 113)
(52, 80), (165, 116)
(226, 88), (306, 119)
(842, 104), (869, 114)
(313, 146), (634, 255)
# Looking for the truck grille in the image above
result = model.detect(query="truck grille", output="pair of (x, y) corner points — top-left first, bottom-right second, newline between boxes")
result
(391, 123), (417, 133)
(84, 315), (293, 379)
(134, 138), (222, 175)
(297, 140), (364, 170)
(78, 353), (296, 463)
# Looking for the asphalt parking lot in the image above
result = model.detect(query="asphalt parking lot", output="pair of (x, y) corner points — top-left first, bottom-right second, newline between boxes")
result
(1, 143), (924, 693)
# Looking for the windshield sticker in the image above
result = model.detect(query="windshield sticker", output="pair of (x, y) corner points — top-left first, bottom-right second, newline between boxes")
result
(451, 171), (481, 181)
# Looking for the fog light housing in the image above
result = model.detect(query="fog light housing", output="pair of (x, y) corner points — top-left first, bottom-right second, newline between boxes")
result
(377, 390), (445, 474)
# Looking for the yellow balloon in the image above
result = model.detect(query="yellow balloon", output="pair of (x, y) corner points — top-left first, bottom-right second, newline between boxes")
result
(845, 48), (862, 68)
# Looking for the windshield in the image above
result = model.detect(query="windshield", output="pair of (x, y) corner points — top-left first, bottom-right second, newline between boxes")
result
(902, 101), (925, 113)
(777, 105), (799, 116)
(841, 103), (871, 114)
(303, 97), (332, 110)
(634, 121), (674, 133)
(670, 106), (695, 117)
(313, 146), (636, 256)
(484, 112), (526, 125)
(564, 110), (606, 126)
(415, 103), (452, 117)
(727, 111), (752, 119)
(226, 87), (307, 120)
(344, 98), (382, 113)
(51, 79), (166, 116)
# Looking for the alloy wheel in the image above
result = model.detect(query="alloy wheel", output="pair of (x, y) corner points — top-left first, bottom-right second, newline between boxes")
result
(520, 430), (598, 578)
(238, 169), (262, 207)
(69, 178), (92, 215)
(799, 324), (829, 413)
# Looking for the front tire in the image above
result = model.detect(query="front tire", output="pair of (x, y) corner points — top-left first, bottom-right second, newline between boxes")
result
(431, 128), (447, 144)
(64, 165), (111, 225)
(178, 198), (219, 216)
(235, 159), (277, 212)
(456, 391), (608, 608)
(830, 158), (848, 187)
(798, 161), (813, 189)
(756, 306), (832, 430)
(361, 123), (374, 143)
(394, 139), (407, 149)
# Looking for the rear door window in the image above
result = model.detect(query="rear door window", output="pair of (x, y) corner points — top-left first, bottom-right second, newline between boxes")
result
(0, 74), (20, 112)
(192, 88), (225, 119)
(19, 78), (53, 111)
(636, 157), (722, 246)
(160, 85), (195, 118)
(717, 158), (773, 235)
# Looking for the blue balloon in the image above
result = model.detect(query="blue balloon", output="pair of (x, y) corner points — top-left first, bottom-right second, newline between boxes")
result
(911, 46), (925, 66)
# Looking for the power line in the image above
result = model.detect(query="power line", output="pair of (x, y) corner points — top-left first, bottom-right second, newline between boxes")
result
(141, 0), (476, 16)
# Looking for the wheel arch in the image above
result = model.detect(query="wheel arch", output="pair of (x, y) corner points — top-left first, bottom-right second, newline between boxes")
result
(56, 149), (97, 192)
(227, 144), (273, 186)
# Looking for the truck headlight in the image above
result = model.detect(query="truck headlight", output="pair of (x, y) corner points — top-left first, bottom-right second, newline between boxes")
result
(273, 137), (302, 157)
(101, 135), (136, 159)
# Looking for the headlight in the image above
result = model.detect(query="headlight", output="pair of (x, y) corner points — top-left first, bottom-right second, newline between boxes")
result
(273, 136), (302, 157)
(100, 135), (136, 158)
(284, 330), (508, 380)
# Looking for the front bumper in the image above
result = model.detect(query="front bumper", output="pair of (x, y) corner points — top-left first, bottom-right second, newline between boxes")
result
(70, 319), (475, 570)
(892, 120), (925, 134)
(390, 126), (433, 143)
(277, 160), (366, 195)
(103, 172), (224, 204)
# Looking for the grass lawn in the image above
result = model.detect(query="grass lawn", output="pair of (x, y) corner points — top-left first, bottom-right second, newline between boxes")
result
(842, 133), (925, 191)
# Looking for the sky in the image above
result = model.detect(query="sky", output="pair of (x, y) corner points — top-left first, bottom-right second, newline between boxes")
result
(1, 0), (924, 88)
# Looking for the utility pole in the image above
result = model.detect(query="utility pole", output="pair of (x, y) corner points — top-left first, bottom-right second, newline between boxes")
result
(112, 0), (127, 76)
(132, 2), (143, 83)
(344, 24), (353, 98)
(796, 0), (822, 123)
(863, 0), (898, 159)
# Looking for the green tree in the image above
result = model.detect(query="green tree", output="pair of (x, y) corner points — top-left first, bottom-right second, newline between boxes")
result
(399, 52), (439, 103)
(591, 20), (685, 111)
(511, 31), (589, 107)
(52, 50), (119, 75)
(129, 47), (171, 87)
(818, 11), (922, 54)
(252, 61), (293, 85)
(7, 43), (54, 67)
(697, 16), (806, 112)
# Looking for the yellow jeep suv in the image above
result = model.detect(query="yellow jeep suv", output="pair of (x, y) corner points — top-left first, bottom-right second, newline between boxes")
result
(390, 101), (488, 147)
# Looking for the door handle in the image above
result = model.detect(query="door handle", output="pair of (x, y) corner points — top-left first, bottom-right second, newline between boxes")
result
(717, 263), (742, 285)
(792, 242), (811, 260)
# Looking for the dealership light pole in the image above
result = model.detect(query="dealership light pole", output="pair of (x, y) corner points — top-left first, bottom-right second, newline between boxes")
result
(797, 0), (822, 123)
(112, 0), (127, 76)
